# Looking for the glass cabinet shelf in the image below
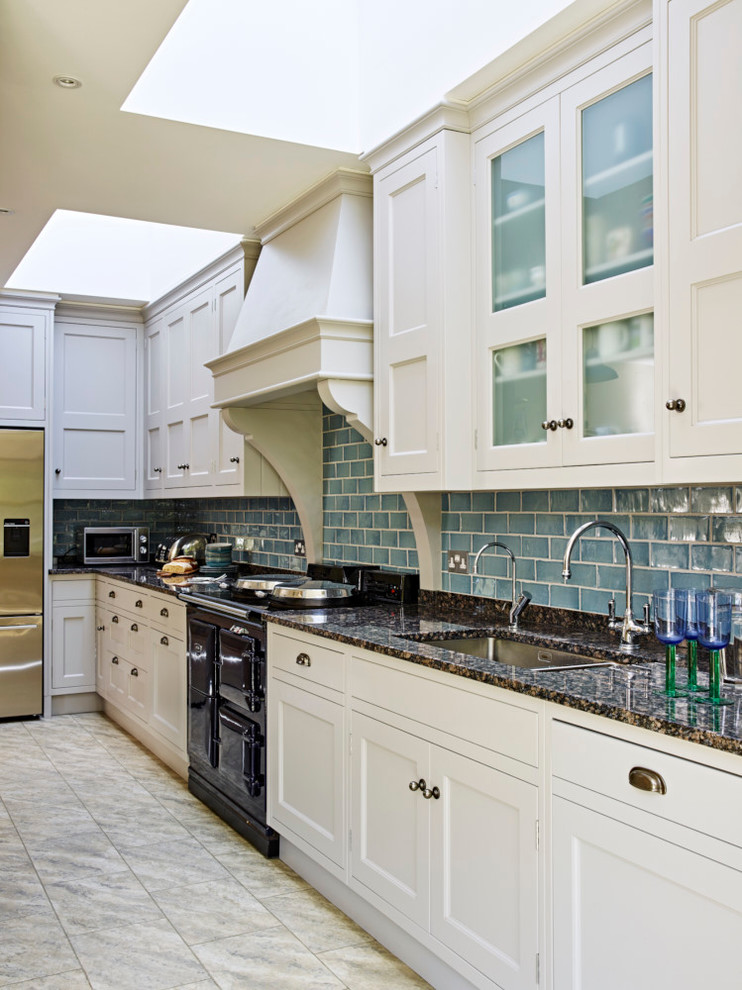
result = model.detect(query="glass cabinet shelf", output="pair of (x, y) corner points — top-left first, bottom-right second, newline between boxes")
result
(493, 198), (546, 226)
(585, 247), (654, 281)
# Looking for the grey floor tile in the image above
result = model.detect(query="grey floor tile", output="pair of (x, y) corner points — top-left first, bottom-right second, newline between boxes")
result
(71, 918), (207, 990)
(262, 887), (372, 953)
(192, 927), (345, 989)
(152, 877), (281, 945)
(0, 873), (55, 923)
(0, 919), (79, 988)
(120, 836), (229, 892)
(24, 827), (129, 883)
(319, 942), (432, 989)
(11, 972), (92, 989)
(45, 868), (164, 936)
(216, 848), (311, 900)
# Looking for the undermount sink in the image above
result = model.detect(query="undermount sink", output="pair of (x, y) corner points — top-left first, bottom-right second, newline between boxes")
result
(419, 636), (615, 672)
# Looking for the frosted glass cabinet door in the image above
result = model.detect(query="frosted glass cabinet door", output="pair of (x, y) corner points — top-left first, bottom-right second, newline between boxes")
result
(474, 99), (562, 473)
(581, 73), (653, 284)
(491, 132), (547, 312)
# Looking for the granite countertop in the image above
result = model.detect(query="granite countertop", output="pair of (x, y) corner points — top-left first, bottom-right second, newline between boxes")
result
(49, 564), (187, 598)
(264, 603), (742, 758)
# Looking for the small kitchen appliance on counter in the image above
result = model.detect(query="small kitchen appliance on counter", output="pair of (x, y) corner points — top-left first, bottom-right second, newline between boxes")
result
(83, 526), (149, 565)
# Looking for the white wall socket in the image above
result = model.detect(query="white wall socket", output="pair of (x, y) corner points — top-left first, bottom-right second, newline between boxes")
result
(234, 536), (245, 550)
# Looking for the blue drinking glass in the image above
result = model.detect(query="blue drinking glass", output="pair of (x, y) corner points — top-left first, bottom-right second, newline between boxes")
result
(653, 590), (687, 698)
(682, 588), (704, 693)
(695, 591), (733, 707)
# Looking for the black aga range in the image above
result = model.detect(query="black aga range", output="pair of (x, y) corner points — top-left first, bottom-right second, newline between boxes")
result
(182, 565), (418, 858)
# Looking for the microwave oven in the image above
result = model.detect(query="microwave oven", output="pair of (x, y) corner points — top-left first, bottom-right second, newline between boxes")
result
(83, 527), (149, 565)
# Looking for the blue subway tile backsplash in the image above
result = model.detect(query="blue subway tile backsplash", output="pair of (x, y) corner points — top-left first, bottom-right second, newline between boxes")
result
(52, 408), (742, 618)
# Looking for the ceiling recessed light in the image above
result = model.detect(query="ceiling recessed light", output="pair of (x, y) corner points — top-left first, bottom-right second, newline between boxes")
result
(53, 75), (82, 89)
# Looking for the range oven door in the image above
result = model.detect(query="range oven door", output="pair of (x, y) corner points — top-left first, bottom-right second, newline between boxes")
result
(217, 703), (266, 818)
(219, 626), (265, 714)
(188, 618), (218, 770)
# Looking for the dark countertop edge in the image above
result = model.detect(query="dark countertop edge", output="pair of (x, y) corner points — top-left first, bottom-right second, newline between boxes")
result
(49, 565), (184, 599)
(264, 611), (742, 759)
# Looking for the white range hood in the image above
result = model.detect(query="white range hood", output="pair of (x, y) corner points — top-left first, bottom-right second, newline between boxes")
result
(207, 169), (375, 563)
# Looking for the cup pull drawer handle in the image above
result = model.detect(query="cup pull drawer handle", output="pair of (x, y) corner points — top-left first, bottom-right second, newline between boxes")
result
(111, 616), (119, 623)
(130, 623), (138, 632)
(160, 608), (169, 617)
(135, 599), (143, 608)
(108, 591), (116, 598)
(111, 656), (119, 665)
(131, 667), (139, 677)
(296, 653), (311, 667)
(160, 636), (169, 646)
(629, 766), (667, 795)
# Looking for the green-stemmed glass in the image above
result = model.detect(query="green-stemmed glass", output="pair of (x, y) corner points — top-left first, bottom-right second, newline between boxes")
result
(653, 590), (687, 698)
(695, 591), (733, 707)
(681, 588), (705, 694)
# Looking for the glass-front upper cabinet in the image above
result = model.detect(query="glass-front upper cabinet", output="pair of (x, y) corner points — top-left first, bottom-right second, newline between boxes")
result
(560, 43), (656, 468)
(581, 73), (653, 284)
(475, 100), (562, 473)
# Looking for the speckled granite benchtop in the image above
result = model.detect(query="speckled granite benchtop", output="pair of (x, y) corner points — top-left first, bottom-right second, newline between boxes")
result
(50, 564), (186, 598)
(265, 597), (742, 758)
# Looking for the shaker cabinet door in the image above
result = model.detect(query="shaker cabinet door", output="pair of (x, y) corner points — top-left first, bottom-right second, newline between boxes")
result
(665, 0), (742, 459)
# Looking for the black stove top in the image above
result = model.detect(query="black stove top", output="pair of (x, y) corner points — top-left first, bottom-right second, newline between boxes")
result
(177, 565), (418, 621)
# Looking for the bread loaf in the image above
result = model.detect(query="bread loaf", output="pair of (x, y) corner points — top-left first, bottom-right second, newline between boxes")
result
(158, 556), (198, 576)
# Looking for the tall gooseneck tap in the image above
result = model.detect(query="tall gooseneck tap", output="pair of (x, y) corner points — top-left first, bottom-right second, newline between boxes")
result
(473, 541), (532, 631)
(562, 519), (651, 653)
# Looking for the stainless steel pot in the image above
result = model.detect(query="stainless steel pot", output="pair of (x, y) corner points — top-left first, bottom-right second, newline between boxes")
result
(168, 533), (208, 563)
(268, 580), (356, 603)
(232, 574), (305, 598)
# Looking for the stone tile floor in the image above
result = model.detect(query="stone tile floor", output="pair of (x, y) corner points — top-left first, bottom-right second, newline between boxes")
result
(0, 713), (431, 989)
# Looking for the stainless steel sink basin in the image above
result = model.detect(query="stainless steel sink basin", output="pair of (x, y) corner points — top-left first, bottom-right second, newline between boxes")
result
(420, 636), (614, 672)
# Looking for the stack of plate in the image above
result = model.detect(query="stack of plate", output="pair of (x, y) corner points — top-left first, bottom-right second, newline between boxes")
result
(201, 542), (235, 576)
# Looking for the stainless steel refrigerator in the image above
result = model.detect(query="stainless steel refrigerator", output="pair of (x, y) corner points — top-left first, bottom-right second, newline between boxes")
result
(0, 429), (43, 718)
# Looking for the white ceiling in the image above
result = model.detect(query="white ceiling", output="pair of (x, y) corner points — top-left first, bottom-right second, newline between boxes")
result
(0, 0), (362, 292)
(0, 0), (584, 300)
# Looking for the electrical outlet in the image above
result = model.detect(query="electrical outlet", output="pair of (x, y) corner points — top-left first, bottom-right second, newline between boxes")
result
(234, 536), (245, 550)
(294, 539), (306, 557)
(447, 550), (469, 574)
(243, 537), (256, 551)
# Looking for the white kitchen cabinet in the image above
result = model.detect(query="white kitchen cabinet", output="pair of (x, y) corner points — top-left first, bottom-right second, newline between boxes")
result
(268, 628), (347, 875)
(53, 310), (140, 496)
(149, 629), (186, 752)
(143, 245), (285, 497)
(0, 297), (52, 425)
(95, 577), (187, 776)
(551, 718), (742, 990)
(473, 39), (655, 486)
(371, 126), (473, 491)
(51, 577), (97, 693)
(662, 0), (742, 476)
(351, 708), (539, 990)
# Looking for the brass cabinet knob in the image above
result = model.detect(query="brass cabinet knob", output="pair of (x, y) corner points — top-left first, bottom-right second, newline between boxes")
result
(295, 652), (311, 667)
(665, 398), (686, 412)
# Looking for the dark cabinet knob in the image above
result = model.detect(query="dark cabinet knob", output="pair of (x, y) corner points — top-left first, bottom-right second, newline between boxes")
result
(54, 468), (61, 475)
(153, 467), (162, 473)
(229, 456), (240, 463)
(665, 398), (686, 412)
(541, 420), (558, 431)
(557, 418), (574, 430)
(96, 625), (105, 631)
(177, 463), (190, 470)
(374, 438), (388, 446)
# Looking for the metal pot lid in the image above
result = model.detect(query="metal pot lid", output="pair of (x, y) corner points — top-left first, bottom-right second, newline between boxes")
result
(233, 574), (306, 592)
(269, 580), (356, 601)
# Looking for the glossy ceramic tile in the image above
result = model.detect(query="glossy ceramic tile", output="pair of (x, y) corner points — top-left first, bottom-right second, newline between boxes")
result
(261, 888), (372, 954)
(45, 868), (164, 936)
(0, 918), (80, 987)
(152, 877), (280, 945)
(319, 942), (433, 989)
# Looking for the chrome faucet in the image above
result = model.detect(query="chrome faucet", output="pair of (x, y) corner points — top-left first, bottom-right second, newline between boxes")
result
(562, 520), (651, 653)
(473, 541), (532, 631)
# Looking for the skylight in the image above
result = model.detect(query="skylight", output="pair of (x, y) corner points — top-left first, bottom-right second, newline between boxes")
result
(7, 212), (242, 303)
